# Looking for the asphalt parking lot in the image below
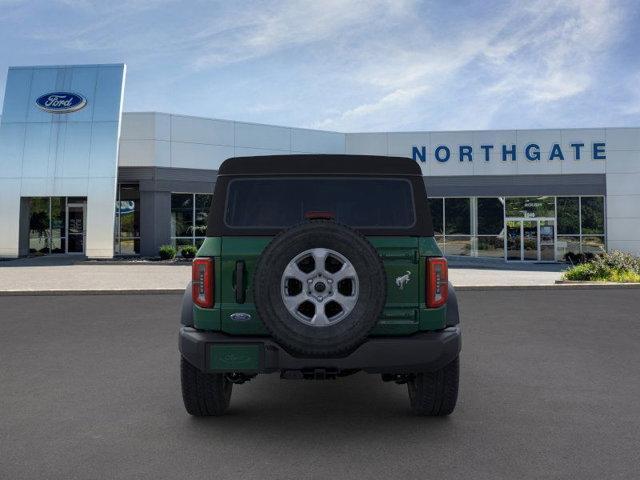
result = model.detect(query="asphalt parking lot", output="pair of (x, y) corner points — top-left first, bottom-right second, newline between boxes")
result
(1, 289), (639, 480)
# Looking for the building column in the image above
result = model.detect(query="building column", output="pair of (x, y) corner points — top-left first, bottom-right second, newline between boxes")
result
(18, 197), (31, 256)
(139, 189), (171, 256)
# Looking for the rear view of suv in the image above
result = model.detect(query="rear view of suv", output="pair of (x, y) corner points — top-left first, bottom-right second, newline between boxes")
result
(179, 155), (461, 416)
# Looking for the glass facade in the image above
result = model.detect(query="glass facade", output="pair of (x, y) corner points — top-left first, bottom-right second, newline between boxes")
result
(27, 197), (86, 255)
(171, 193), (213, 249)
(114, 184), (140, 255)
(428, 195), (606, 260)
(24, 192), (606, 261)
(557, 196), (605, 257)
(477, 198), (505, 258)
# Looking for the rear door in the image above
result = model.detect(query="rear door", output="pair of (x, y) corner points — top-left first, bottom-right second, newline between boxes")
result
(217, 175), (426, 336)
(218, 235), (422, 336)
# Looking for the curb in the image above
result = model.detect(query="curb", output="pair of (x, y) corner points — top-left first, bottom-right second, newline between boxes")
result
(0, 289), (185, 296)
(77, 261), (192, 266)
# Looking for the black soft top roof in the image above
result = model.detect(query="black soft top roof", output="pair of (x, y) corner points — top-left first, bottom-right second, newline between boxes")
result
(217, 154), (422, 176)
(208, 154), (432, 237)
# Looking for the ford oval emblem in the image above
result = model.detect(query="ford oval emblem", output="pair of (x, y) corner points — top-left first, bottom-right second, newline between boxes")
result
(35, 92), (87, 114)
(230, 312), (252, 322)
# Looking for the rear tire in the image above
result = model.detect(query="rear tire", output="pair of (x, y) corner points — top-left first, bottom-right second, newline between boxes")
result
(407, 356), (459, 416)
(181, 357), (232, 416)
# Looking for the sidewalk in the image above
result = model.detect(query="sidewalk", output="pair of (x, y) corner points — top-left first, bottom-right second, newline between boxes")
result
(447, 257), (564, 287)
(0, 255), (567, 294)
(0, 257), (190, 294)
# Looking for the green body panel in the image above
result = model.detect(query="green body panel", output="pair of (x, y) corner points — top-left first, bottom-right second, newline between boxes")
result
(197, 236), (222, 257)
(193, 235), (447, 335)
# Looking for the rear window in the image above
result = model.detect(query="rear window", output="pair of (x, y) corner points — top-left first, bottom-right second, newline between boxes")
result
(225, 177), (416, 229)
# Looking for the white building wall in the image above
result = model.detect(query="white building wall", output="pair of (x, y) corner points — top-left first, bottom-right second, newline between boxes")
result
(118, 113), (346, 170)
(605, 128), (640, 254)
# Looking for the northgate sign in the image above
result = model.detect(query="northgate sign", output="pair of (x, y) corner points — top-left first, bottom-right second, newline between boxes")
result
(411, 142), (606, 163)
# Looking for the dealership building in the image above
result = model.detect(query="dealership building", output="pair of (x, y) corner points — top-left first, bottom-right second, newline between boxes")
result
(1, 63), (639, 261)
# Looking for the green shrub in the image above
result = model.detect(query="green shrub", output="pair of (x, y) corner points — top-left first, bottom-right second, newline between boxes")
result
(563, 263), (595, 281)
(594, 250), (640, 273)
(159, 244), (177, 260)
(180, 244), (198, 259)
(608, 270), (640, 283)
(563, 250), (640, 282)
(563, 252), (595, 264)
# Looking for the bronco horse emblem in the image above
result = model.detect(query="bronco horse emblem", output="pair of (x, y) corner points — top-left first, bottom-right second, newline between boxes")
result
(395, 271), (411, 290)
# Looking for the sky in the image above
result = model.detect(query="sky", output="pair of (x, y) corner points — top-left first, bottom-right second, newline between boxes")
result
(0, 0), (639, 132)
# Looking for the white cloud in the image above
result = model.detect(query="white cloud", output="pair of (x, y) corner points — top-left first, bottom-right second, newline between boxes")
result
(190, 0), (413, 69)
(315, 0), (625, 130)
(1, 0), (631, 131)
(481, 0), (622, 104)
(313, 85), (428, 130)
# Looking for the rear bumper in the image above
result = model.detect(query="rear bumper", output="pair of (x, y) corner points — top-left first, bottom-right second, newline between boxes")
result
(179, 326), (461, 374)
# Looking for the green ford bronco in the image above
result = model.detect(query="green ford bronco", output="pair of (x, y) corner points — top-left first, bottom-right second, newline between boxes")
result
(179, 154), (461, 416)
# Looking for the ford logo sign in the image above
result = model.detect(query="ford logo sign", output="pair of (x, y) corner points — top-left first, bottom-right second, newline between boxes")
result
(35, 92), (87, 114)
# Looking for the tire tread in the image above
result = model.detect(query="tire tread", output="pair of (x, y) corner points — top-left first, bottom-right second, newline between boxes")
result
(408, 356), (459, 416)
(181, 357), (232, 416)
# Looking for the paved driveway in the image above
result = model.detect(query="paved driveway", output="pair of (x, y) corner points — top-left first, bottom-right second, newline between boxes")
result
(1, 289), (638, 479)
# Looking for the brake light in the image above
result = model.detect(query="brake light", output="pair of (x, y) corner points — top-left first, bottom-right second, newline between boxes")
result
(426, 257), (448, 308)
(192, 258), (214, 308)
(304, 211), (335, 220)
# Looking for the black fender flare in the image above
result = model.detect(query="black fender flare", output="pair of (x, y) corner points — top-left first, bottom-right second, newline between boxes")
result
(445, 281), (460, 327)
(181, 281), (194, 327)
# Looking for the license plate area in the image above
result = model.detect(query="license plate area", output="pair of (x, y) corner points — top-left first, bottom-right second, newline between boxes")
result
(208, 343), (263, 372)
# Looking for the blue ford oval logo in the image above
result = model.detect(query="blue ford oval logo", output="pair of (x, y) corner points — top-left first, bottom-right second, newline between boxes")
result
(35, 92), (87, 114)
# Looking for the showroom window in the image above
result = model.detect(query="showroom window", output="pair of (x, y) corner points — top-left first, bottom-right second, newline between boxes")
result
(444, 198), (471, 256)
(428, 197), (473, 256)
(428, 197), (443, 239)
(477, 197), (505, 258)
(114, 184), (140, 255)
(557, 196), (606, 257)
(505, 196), (555, 218)
(427, 195), (605, 260)
(28, 197), (65, 254)
(580, 197), (606, 254)
(171, 193), (213, 249)
(27, 196), (87, 255)
(557, 197), (580, 259)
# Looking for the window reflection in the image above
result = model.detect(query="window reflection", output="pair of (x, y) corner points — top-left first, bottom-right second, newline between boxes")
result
(505, 196), (555, 218)
(428, 198), (443, 235)
(445, 198), (470, 235)
(557, 197), (579, 235)
(430, 195), (605, 260)
(478, 198), (504, 235)
(581, 197), (605, 234)
(171, 192), (213, 249)
(114, 184), (140, 255)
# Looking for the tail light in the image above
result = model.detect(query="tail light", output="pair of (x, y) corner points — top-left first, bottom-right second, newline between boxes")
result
(426, 257), (448, 308)
(192, 258), (214, 308)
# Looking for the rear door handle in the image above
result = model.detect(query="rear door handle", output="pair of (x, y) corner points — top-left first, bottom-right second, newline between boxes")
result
(235, 261), (246, 304)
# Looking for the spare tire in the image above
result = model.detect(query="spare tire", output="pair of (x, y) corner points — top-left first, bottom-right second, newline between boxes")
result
(253, 220), (386, 357)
